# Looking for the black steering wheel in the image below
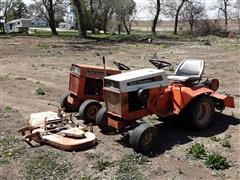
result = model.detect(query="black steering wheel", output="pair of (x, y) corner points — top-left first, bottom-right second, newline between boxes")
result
(149, 59), (172, 69)
(113, 61), (130, 70)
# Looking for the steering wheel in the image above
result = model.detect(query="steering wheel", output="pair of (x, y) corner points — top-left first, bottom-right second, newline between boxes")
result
(149, 59), (172, 69)
(113, 61), (130, 70)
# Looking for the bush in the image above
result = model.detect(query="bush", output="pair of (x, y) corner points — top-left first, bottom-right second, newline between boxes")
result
(205, 153), (230, 170)
(35, 88), (45, 96)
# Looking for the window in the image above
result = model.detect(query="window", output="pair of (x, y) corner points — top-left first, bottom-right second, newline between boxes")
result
(105, 79), (120, 89)
(70, 65), (80, 75)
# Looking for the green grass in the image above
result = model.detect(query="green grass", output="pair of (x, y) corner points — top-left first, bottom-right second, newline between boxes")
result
(35, 87), (45, 96)
(4, 106), (14, 112)
(187, 143), (207, 159)
(0, 135), (25, 164)
(116, 153), (148, 180)
(205, 153), (230, 170)
(38, 43), (50, 49)
(95, 159), (112, 171)
(23, 151), (71, 180)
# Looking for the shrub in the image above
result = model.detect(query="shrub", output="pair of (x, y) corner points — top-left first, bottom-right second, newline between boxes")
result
(187, 143), (207, 159)
(205, 153), (230, 170)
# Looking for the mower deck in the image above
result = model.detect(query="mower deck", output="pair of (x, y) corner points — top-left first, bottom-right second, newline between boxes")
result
(19, 111), (96, 151)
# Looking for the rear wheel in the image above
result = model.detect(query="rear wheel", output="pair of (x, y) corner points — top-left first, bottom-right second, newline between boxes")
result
(96, 107), (112, 132)
(79, 100), (102, 123)
(129, 123), (158, 152)
(184, 96), (215, 130)
(60, 93), (76, 112)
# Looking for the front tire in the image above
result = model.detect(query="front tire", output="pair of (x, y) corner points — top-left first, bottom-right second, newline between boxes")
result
(129, 123), (158, 152)
(60, 93), (76, 112)
(79, 100), (102, 123)
(96, 107), (112, 132)
(184, 96), (215, 130)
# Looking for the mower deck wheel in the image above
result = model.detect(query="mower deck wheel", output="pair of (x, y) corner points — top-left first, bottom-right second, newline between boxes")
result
(79, 100), (102, 123)
(129, 123), (158, 152)
(96, 107), (112, 132)
(60, 93), (76, 112)
(185, 96), (215, 130)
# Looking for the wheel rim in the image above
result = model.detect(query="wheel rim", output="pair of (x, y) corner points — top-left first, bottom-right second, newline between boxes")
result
(141, 131), (153, 147)
(87, 106), (98, 120)
(196, 102), (211, 125)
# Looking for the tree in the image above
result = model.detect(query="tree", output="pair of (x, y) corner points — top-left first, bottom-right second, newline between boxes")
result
(9, 0), (28, 20)
(72, 0), (87, 37)
(2, 0), (16, 22)
(216, 0), (231, 30)
(33, 0), (65, 35)
(181, 1), (205, 33)
(151, 0), (161, 35)
(114, 0), (136, 34)
(163, 0), (189, 34)
(99, 0), (114, 34)
(234, 0), (240, 33)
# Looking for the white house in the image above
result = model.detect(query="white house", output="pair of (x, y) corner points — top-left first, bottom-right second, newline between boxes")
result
(4, 18), (32, 33)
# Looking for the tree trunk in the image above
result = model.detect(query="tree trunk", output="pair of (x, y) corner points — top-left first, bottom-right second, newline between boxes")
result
(73, 0), (87, 38)
(89, 0), (95, 34)
(174, 0), (186, 34)
(103, 13), (107, 34)
(151, 0), (161, 35)
(118, 24), (121, 34)
(48, 1), (58, 36)
(122, 18), (130, 34)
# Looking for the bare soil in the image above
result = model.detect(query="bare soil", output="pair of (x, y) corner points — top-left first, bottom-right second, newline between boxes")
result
(0, 35), (239, 179)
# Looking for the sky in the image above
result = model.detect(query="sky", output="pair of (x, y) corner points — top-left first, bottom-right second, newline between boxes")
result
(23, 0), (220, 20)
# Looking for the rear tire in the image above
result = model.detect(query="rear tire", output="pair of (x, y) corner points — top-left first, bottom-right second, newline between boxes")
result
(129, 123), (158, 152)
(96, 107), (112, 132)
(60, 93), (76, 112)
(79, 100), (102, 123)
(183, 96), (215, 130)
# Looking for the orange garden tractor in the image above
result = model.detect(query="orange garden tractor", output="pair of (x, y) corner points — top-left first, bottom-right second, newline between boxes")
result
(60, 61), (130, 123)
(96, 59), (235, 151)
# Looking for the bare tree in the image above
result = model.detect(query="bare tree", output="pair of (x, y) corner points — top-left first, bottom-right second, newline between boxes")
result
(217, 0), (231, 31)
(163, 0), (189, 34)
(33, 0), (65, 35)
(151, 0), (161, 35)
(234, 0), (240, 33)
(72, 0), (86, 37)
(181, 1), (205, 33)
(2, 0), (16, 22)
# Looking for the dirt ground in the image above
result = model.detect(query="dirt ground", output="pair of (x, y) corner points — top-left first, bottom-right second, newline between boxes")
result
(0, 35), (239, 180)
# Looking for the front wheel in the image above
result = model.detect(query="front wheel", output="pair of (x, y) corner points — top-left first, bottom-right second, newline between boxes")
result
(78, 100), (102, 123)
(129, 123), (158, 152)
(60, 93), (77, 112)
(184, 96), (215, 130)
(96, 107), (112, 132)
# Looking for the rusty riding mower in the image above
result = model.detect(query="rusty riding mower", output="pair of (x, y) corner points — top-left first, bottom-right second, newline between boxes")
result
(60, 60), (131, 123)
(95, 59), (235, 151)
(18, 103), (96, 151)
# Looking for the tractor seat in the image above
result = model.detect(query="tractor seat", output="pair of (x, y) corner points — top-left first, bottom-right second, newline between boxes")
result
(167, 59), (204, 83)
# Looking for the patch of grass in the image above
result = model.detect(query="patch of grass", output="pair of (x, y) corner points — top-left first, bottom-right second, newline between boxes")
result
(210, 136), (231, 148)
(0, 135), (24, 164)
(95, 159), (112, 171)
(38, 43), (50, 49)
(35, 87), (45, 96)
(23, 151), (71, 180)
(216, 43), (240, 50)
(116, 153), (148, 180)
(4, 106), (13, 112)
(205, 153), (230, 170)
(159, 44), (169, 48)
(187, 143), (207, 159)
(84, 152), (101, 160)
(15, 77), (27, 80)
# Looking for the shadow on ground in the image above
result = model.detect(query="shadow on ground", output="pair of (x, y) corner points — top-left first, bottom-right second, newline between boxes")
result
(117, 113), (240, 157)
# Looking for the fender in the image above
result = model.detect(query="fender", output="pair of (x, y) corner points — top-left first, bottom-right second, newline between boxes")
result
(170, 85), (214, 113)
(211, 93), (235, 109)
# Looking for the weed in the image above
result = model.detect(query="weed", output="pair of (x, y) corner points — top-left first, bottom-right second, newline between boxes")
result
(205, 153), (230, 170)
(23, 151), (71, 180)
(96, 159), (112, 171)
(116, 153), (148, 180)
(4, 106), (13, 112)
(84, 152), (101, 160)
(186, 143), (207, 159)
(35, 87), (45, 95)
(0, 135), (24, 164)
(146, 115), (159, 123)
(38, 43), (50, 49)
(15, 77), (27, 80)
(210, 136), (231, 148)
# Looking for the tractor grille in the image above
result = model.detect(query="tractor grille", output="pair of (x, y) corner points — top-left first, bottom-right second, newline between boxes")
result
(105, 91), (121, 115)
